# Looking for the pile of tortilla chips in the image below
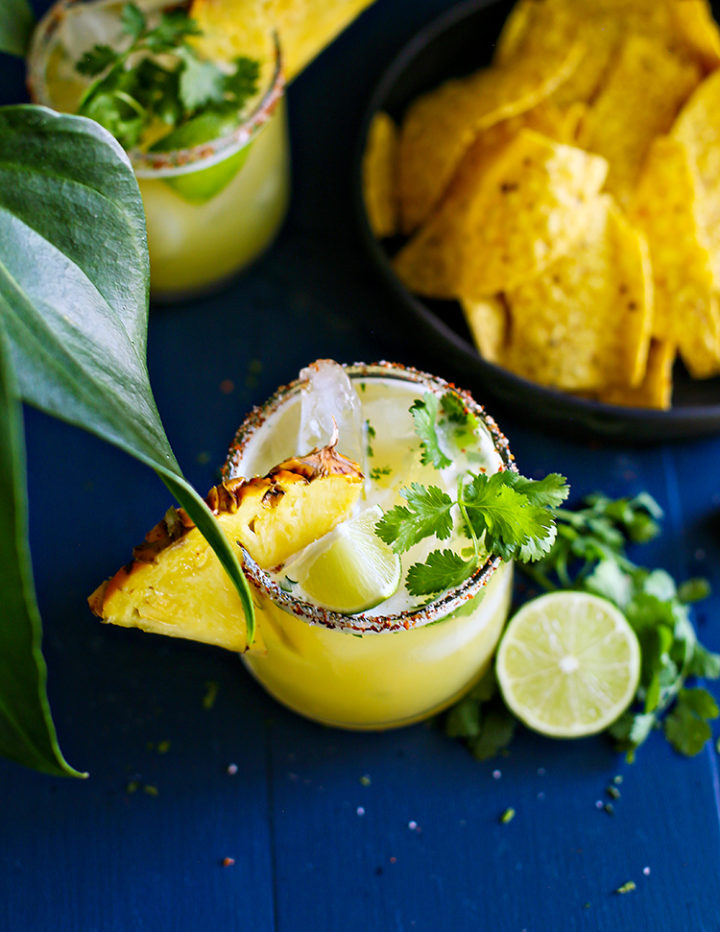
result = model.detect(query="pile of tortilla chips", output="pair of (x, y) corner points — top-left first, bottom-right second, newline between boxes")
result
(362, 0), (720, 409)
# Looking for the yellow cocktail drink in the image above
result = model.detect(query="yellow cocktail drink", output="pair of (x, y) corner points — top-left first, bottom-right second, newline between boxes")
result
(226, 362), (514, 729)
(28, 0), (290, 298)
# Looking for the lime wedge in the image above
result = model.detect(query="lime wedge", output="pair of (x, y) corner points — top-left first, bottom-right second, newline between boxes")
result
(496, 592), (640, 738)
(289, 505), (401, 614)
(150, 111), (250, 203)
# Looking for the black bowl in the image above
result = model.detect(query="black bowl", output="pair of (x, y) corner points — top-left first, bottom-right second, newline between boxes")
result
(354, 0), (720, 441)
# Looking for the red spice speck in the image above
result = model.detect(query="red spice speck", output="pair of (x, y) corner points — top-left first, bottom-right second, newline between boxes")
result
(389, 857), (397, 864)
(220, 379), (235, 394)
(222, 858), (235, 867)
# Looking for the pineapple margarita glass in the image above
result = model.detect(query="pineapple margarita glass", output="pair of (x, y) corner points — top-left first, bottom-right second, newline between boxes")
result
(91, 360), (521, 730)
(28, 0), (290, 298)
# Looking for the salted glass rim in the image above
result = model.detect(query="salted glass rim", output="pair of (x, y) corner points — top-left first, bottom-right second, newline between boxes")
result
(27, 0), (286, 178)
(225, 361), (515, 634)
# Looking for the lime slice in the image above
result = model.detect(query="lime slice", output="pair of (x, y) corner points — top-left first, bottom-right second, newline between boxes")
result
(150, 111), (250, 203)
(495, 592), (640, 738)
(289, 505), (401, 614)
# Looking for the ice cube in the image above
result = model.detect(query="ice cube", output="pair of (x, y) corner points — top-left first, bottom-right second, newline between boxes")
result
(57, 2), (127, 61)
(298, 360), (366, 471)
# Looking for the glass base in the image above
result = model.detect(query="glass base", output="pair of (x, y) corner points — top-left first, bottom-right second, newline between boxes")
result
(242, 655), (494, 731)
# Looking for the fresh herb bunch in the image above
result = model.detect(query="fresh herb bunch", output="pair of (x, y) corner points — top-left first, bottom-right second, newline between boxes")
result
(75, 3), (259, 150)
(527, 493), (719, 758)
(375, 391), (569, 597)
(446, 492), (719, 761)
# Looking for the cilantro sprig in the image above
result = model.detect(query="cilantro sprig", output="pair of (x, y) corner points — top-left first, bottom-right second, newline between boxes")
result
(445, 491), (719, 761)
(74, 3), (259, 150)
(375, 391), (569, 597)
(524, 493), (719, 757)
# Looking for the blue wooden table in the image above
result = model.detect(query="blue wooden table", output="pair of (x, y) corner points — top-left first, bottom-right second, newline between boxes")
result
(2, 2), (720, 930)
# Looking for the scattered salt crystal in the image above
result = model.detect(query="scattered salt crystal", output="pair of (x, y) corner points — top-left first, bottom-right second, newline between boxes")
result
(357, 806), (365, 816)
(492, 770), (502, 780)
(408, 821), (418, 831)
(226, 763), (238, 776)
(595, 800), (604, 809)
(643, 866), (651, 876)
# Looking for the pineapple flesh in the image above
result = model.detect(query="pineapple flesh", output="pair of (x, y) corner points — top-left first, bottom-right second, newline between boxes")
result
(89, 442), (363, 652)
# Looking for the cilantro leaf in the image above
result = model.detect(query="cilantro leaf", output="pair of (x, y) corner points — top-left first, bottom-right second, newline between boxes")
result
(225, 57), (261, 101)
(462, 472), (556, 561)
(688, 643), (720, 679)
(663, 688), (718, 756)
(121, 2), (146, 40)
(585, 559), (633, 608)
(608, 711), (656, 754)
(375, 483), (453, 553)
(469, 707), (516, 761)
(438, 390), (480, 452)
(76, 45), (118, 77)
(406, 549), (474, 596)
(410, 393), (451, 469)
(177, 51), (226, 111)
(443, 670), (516, 759)
(445, 695), (481, 738)
(678, 577), (712, 604)
(501, 471), (570, 509)
(145, 8), (200, 51)
(439, 391), (469, 423)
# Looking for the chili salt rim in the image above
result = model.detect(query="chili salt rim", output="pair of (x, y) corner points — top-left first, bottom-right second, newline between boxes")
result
(225, 361), (516, 634)
(27, 0), (285, 178)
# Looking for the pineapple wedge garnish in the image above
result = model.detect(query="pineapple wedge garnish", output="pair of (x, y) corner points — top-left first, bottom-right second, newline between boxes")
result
(88, 442), (363, 652)
(190, 0), (376, 82)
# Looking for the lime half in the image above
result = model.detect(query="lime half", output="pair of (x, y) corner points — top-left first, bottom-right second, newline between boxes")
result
(150, 111), (250, 204)
(289, 505), (401, 614)
(496, 592), (640, 738)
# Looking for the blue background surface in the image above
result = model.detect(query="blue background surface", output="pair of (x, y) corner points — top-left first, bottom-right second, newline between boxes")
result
(2, 2), (720, 930)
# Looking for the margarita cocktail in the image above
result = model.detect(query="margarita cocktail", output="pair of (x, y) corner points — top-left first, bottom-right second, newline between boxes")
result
(28, 0), (290, 298)
(224, 361), (514, 729)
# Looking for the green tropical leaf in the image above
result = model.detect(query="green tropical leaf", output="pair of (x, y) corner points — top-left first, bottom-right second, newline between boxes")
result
(0, 325), (84, 777)
(0, 0), (34, 57)
(0, 105), (254, 776)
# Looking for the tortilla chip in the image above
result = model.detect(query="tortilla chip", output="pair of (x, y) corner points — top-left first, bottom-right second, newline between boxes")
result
(671, 1), (720, 72)
(362, 111), (399, 239)
(499, 196), (652, 392)
(495, 0), (706, 106)
(595, 340), (675, 410)
(459, 129), (608, 300)
(462, 297), (508, 363)
(672, 69), (720, 282)
(578, 36), (699, 207)
(393, 105), (575, 298)
(397, 39), (582, 233)
(631, 136), (720, 378)
(558, 102), (586, 144)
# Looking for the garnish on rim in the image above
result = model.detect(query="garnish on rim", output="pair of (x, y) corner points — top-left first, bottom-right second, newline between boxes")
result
(74, 2), (260, 151)
(376, 390), (569, 596)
